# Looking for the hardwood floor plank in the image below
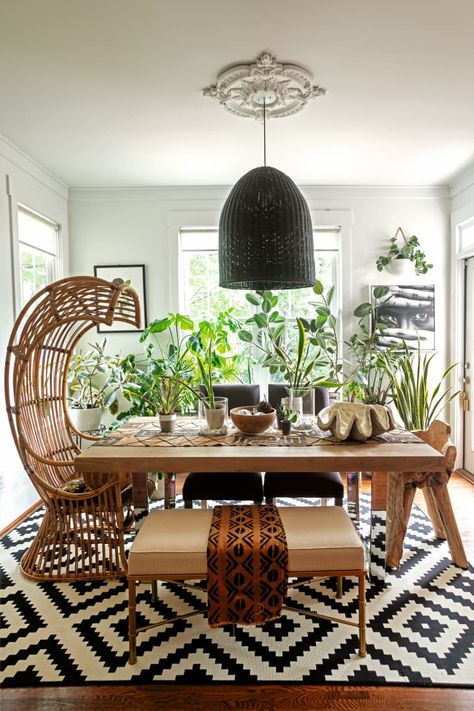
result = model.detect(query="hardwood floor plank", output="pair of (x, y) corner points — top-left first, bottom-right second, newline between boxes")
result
(2, 684), (473, 711)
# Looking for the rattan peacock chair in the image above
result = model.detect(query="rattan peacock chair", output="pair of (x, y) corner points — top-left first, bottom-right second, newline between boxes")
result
(4, 276), (141, 582)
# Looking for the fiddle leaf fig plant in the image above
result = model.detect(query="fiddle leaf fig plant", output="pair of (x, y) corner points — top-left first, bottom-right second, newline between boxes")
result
(376, 227), (433, 275)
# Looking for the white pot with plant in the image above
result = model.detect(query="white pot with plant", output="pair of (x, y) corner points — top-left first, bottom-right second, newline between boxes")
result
(238, 291), (339, 422)
(133, 313), (196, 433)
(67, 340), (123, 433)
(376, 227), (433, 277)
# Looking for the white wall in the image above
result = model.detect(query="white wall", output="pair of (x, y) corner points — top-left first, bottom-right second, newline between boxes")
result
(69, 184), (450, 363)
(0, 136), (69, 526)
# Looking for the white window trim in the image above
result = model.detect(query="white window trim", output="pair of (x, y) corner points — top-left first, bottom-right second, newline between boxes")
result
(167, 208), (352, 389)
(450, 207), (474, 467)
(7, 176), (65, 315)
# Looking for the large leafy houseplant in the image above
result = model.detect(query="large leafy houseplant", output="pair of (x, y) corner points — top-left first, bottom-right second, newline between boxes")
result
(238, 290), (334, 395)
(381, 341), (459, 430)
(119, 313), (195, 431)
(68, 340), (120, 410)
(67, 340), (127, 432)
(376, 227), (433, 275)
(309, 280), (345, 386)
(156, 312), (243, 430)
(345, 286), (402, 405)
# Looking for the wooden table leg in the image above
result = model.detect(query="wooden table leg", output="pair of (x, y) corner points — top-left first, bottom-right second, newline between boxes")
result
(132, 472), (149, 510)
(430, 475), (469, 568)
(164, 473), (176, 509)
(347, 471), (360, 521)
(369, 471), (388, 579)
(422, 485), (446, 539)
(386, 480), (417, 569)
(385, 472), (406, 569)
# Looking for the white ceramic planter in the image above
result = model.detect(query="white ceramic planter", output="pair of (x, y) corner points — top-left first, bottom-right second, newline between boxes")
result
(68, 406), (102, 433)
(386, 258), (415, 278)
(159, 413), (176, 433)
(201, 396), (228, 431)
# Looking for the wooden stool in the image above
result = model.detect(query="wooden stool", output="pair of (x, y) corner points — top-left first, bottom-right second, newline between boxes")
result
(127, 506), (367, 663)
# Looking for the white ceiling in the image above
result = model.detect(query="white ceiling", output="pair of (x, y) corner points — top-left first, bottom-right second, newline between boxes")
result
(1, 0), (474, 188)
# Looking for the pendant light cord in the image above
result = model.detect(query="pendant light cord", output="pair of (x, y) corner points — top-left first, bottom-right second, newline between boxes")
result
(263, 98), (267, 167)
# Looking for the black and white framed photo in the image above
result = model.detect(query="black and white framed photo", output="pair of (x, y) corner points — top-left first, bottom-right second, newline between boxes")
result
(94, 264), (147, 333)
(370, 284), (435, 350)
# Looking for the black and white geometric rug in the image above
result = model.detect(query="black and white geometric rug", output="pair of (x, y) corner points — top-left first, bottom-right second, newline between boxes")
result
(1, 496), (473, 688)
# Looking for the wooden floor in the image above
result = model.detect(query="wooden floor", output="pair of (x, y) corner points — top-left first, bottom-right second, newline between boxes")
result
(2, 684), (474, 711)
(2, 472), (473, 711)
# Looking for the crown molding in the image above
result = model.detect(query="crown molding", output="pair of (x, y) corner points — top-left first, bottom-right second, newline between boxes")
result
(0, 134), (68, 199)
(69, 184), (449, 203)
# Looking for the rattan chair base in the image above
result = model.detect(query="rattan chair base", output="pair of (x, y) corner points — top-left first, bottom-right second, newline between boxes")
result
(5, 276), (141, 583)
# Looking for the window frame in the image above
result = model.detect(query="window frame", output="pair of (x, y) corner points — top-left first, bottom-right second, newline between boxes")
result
(11, 202), (63, 313)
(177, 225), (344, 387)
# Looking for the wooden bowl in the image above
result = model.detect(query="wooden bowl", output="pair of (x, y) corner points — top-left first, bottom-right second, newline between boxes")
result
(230, 406), (276, 434)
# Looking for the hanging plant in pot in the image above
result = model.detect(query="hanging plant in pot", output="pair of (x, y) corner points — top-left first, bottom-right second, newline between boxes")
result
(376, 227), (433, 276)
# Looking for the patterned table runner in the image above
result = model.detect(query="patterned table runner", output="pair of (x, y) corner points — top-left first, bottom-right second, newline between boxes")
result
(207, 505), (288, 627)
(93, 419), (422, 448)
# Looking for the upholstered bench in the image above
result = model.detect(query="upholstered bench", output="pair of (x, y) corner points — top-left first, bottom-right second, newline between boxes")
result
(128, 506), (366, 663)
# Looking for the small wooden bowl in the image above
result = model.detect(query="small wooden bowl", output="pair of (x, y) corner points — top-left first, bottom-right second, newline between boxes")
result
(230, 406), (276, 434)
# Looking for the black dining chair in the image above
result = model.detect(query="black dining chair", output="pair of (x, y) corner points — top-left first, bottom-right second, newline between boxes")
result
(265, 384), (344, 507)
(182, 383), (264, 508)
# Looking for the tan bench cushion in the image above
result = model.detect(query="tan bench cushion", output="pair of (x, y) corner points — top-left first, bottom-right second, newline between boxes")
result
(128, 507), (365, 577)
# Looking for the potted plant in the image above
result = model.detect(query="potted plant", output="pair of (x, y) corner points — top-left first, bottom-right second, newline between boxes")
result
(190, 316), (240, 431)
(345, 287), (403, 405)
(137, 312), (196, 432)
(277, 404), (298, 435)
(376, 227), (433, 276)
(380, 340), (459, 431)
(67, 340), (123, 432)
(238, 290), (336, 419)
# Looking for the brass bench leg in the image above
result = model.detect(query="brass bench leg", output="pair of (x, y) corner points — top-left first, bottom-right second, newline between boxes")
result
(336, 576), (343, 598)
(129, 578), (137, 665)
(359, 573), (366, 657)
(151, 580), (158, 603)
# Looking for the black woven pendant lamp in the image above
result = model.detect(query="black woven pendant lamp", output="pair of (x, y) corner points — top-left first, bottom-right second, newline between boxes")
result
(219, 97), (314, 290)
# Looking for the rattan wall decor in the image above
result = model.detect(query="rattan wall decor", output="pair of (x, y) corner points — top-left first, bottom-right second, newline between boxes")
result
(4, 276), (141, 581)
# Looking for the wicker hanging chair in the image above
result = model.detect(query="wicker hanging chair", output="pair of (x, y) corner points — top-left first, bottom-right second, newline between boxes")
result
(4, 276), (141, 581)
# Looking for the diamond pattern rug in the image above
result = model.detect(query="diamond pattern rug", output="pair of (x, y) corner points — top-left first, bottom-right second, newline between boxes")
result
(1, 496), (473, 687)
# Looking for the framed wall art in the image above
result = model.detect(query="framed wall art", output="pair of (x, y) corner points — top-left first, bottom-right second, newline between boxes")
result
(94, 264), (147, 333)
(370, 284), (435, 350)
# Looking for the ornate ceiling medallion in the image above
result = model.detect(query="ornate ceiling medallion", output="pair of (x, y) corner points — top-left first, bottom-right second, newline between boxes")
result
(203, 52), (326, 121)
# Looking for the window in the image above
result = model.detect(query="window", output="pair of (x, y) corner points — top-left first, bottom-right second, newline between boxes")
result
(180, 228), (340, 323)
(17, 205), (60, 306)
(180, 228), (341, 384)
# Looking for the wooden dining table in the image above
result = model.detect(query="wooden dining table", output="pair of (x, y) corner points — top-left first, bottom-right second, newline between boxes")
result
(74, 417), (466, 578)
